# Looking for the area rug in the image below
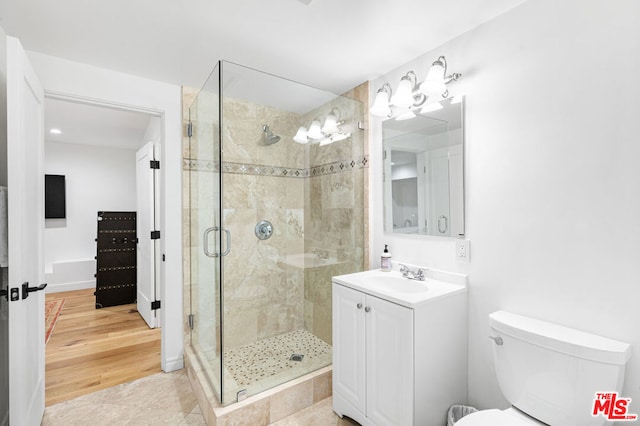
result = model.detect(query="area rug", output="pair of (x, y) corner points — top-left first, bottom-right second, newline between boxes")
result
(45, 299), (65, 344)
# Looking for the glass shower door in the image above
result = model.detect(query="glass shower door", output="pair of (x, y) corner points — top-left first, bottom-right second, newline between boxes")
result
(188, 62), (223, 401)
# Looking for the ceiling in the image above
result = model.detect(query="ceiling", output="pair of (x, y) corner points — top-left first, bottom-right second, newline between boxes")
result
(45, 98), (156, 150)
(5, 0), (524, 150)
(0, 0), (525, 95)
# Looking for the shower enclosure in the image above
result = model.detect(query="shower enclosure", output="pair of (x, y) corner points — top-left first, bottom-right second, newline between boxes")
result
(186, 61), (365, 405)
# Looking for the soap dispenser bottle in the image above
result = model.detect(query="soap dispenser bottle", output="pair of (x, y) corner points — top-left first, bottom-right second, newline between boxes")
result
(381, 245), (391, 272)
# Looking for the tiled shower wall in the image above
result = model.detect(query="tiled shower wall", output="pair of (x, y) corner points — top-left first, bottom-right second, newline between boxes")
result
(182, 82), (369, 352)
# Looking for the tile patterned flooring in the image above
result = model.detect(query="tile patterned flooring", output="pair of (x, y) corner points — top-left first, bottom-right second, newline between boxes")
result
(225, 329), (332, 387)
(42, 369), (357, 425)
(42, 370), (203, 425)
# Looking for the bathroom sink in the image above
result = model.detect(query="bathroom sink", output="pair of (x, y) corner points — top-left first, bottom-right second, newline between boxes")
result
(366, 276), (428, 293)
(332, 267), (467, 308)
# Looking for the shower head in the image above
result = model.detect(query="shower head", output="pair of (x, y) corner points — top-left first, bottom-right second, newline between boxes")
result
(262, 124), (281, 145)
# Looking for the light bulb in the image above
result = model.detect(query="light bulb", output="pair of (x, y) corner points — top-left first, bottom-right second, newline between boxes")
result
(293, 126), (308, 144)
(322, 113), (339, 134)
(307, 120), (323, 140)
(390, 78), (414, 109)
(370, 90), (391, 117)
(420, 60), (447, 96)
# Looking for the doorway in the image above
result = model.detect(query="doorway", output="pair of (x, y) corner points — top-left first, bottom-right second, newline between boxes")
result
(42, 96), (162, 405)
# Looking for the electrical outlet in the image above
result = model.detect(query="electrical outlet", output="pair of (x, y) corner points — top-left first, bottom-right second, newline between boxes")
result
(456, 239), (470, 262)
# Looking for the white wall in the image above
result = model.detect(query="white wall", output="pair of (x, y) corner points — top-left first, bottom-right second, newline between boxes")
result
(370, 0), (640, 410)
(0, 23), (9, 426)
(44, 142), (137, 291)
(0, 26), (6, 187)
(28, 51), (183, 372)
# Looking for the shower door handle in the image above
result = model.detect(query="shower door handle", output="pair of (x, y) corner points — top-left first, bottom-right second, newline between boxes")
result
(203, 227), (217, 257)
(203, 227), (232, 257)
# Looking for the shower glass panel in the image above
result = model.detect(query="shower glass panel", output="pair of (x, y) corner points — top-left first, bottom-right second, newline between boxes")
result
(188, 62), (223, 402)
(189, 60), (365, 406)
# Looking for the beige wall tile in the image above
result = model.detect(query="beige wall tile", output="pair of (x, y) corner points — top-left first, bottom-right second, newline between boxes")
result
(218, 398), (270, 426)
(269, 380), (314, 423)
(312, 371), (333, 403)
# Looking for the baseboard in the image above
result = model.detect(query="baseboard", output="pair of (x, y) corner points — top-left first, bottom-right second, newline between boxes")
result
(45, 280), (94, 294)
(162, 355), (184, 373)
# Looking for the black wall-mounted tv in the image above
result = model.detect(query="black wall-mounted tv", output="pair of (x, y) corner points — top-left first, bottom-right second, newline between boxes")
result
(45, 174), (66, 219)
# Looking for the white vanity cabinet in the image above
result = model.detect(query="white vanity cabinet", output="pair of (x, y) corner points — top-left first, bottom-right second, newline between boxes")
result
(333, 283), (414, 425)
(332, 268), (467, 426)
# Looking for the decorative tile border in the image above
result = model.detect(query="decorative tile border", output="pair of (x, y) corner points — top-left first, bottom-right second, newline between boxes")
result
(310, 156), (368, 177)
(183, 156), (368, 178)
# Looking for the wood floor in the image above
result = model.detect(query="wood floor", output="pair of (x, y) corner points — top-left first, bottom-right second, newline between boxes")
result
(45, 289), (161, 406)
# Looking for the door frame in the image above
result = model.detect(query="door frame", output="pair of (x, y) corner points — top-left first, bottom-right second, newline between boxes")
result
(43, 89), (181, 372)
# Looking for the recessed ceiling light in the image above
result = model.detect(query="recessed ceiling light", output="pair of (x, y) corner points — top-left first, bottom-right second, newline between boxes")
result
(50, 128), (62, 135)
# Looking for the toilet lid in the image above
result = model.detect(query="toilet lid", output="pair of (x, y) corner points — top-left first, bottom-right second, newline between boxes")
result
(455, 408), (541, 426)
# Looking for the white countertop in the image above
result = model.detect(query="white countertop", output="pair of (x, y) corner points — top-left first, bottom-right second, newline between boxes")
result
(332, 267), (466, 309)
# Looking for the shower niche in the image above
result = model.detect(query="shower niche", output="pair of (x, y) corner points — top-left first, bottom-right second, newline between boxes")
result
(186, 61), (366, 406)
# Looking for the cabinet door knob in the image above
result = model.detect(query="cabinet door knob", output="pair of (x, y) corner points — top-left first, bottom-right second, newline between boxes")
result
(364, 306), (371, 313)
(356, 303), (363, 309)
(489, 336), (503, 346)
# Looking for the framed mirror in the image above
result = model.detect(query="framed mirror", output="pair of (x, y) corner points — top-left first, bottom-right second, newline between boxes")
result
(383, 96), (464, 237)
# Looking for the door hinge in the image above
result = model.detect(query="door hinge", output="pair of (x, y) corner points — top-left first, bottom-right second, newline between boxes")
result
(150, 160), (160, 169)
(151, 230), (161, 240)
(9, 288), (19, 302)
(162, 254), (166, 262)
(151, 300), (161, 310)
(187, 122), (193, 138)
(188, 314), (194, 330)
(383, 150), (387, 160)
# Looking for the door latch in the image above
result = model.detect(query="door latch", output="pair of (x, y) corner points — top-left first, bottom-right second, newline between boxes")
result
(22, 282), (47, 299)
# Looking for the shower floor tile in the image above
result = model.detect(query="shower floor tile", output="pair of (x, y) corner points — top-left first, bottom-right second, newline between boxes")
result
(224, 329), (331, 388)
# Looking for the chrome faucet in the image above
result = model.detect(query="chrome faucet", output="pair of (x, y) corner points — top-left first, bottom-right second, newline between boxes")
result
(399, 264), (425, 281)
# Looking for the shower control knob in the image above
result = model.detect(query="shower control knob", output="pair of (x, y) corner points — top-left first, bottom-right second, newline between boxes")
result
(356, 303), (363, 309)
(364, 306), (371, 313)
(254, 220), (273, 240)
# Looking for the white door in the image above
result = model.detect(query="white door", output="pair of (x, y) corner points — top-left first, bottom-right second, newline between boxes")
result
(366, 294), (414, 426)
(136, 142), (156, 328)
(6, 36), (46, 426)
(332, 283), (366, 416)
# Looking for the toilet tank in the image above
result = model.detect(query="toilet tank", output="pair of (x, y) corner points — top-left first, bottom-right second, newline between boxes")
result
(489, 311), (632, 426)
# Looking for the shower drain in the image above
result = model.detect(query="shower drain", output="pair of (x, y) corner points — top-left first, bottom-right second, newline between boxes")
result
(289, 354), (304, 362)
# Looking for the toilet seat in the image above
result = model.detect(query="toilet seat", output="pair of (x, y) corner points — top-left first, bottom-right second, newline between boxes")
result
(455, 407), (544, 425)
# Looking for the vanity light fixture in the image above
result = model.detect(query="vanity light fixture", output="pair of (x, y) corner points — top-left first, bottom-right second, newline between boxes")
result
(293, 107), (351, 146)
(419, 56), (461, 98)
(370, 56), (461, 120)
(293, 126), (308, 144)
(370, 83), (392, 117)
(50, 128), (62, 134)
(390, 71), (425, 109)
(307, 119), (323, 140)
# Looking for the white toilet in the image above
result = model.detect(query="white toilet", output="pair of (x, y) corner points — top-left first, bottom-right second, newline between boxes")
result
(457, 310), (632, 426)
